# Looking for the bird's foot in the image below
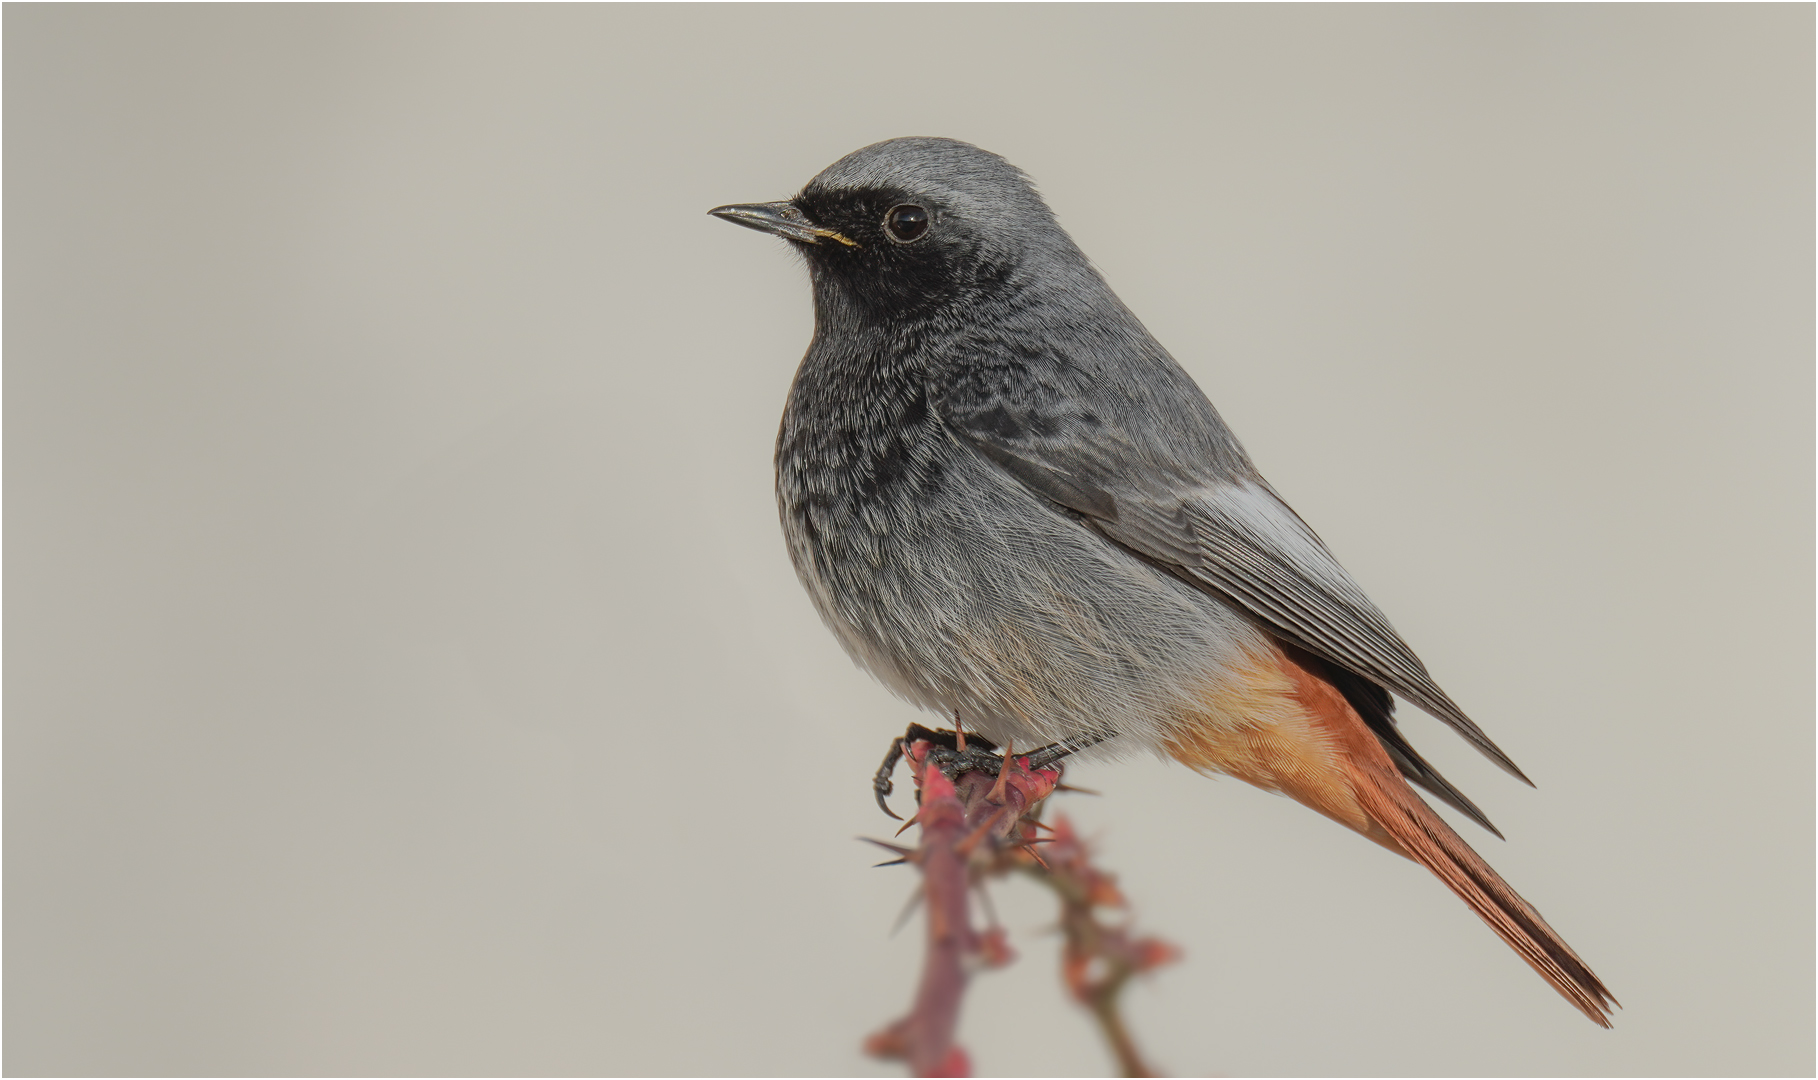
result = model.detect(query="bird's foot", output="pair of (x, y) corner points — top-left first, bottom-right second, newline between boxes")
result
(873, 723), (997, 818)
(872, 723), (1109, 818)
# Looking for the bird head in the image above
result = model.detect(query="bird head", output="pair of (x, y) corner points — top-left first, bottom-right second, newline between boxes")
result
(710, 137), (1083, 321)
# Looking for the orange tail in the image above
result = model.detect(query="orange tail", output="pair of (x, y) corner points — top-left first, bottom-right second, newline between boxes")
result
(1166, 645), (1617, 1026)
(1347, 743), (1618, 1026)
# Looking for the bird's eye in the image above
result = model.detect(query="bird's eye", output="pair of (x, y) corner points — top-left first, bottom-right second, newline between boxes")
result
(884, 204), (930, 243)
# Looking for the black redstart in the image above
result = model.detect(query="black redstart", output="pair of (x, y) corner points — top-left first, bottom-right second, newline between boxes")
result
(711, 137), (1614, 1025)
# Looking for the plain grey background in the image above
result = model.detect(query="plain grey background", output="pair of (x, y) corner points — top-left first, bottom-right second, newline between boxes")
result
(8, 4), (1812, 1076)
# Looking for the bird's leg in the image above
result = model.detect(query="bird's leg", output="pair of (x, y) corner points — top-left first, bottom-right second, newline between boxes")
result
(1021, 730), (1112, 771)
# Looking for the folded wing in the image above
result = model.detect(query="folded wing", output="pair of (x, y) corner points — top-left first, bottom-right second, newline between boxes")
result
(933, 356), (1530, 821)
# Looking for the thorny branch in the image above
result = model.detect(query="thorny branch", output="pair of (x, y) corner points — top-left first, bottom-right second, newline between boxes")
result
(1019, 816), (1181, 1078)
(863, 732), (1180, 1078)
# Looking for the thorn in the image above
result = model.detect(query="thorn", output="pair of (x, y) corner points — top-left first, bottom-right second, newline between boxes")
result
(872, 858), (908, 868)
(987, 740), (1015, 804)
(890, 885), (925, 937)
(954, 711), (966, 752)
(1029, 819), (1055, 833)
(973, 879), (1000, 928)
(863, 1020), (909, 1062)
(894, 812), (921, 837)
(1056, 783), (1100, 796)
(955, 805), (1010, 857)
(859, 837), (915, 857)
(1019, 842), (1051, 870)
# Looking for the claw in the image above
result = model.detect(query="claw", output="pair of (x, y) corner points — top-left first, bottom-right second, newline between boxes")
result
(873, 736), (907, 819)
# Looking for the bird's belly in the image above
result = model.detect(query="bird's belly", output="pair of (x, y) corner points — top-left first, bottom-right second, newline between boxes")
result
(780, 455), (1276, 750)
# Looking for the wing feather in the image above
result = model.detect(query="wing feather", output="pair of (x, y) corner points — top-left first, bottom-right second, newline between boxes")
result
(935, 367), (1531, 787)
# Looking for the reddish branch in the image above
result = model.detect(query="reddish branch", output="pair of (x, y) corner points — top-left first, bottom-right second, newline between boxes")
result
(864, 741), (1056, 1076)
(1020, 816), (1181, 1078)
(863, 735), (1179, 1078)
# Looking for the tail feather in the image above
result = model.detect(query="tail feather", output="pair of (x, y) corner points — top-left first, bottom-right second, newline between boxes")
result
(1298, 647), (1506, 838)
(1167, 642), (1617, 1026)
(1347, 750), (1618, 1026)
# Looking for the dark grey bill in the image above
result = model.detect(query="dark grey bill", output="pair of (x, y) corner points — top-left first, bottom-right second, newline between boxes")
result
(709, 201), (858, 247)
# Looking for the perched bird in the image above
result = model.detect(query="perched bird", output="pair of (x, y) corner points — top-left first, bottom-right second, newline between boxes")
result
(711, 137), (1614, 1026)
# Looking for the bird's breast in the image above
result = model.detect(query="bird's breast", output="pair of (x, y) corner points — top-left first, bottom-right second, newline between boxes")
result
(775, 355), (953, 583)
